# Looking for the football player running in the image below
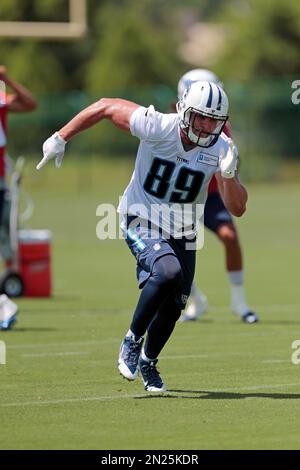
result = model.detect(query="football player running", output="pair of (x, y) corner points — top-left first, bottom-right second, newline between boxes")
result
(37, 81), (248, 392)
(178, 69), (258, 324)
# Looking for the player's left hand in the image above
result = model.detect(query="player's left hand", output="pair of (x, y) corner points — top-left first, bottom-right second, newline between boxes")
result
(36, 132), (66, 170)
(219, 139), (238, 179)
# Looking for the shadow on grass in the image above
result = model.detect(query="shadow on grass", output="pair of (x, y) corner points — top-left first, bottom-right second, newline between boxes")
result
(135, 389), (300, 400)
(180, 319), (214, 324)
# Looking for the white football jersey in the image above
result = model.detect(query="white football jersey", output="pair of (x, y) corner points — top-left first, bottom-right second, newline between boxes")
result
(118, 105), (233, 237)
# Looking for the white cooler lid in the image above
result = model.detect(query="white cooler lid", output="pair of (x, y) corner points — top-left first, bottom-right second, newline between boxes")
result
(18, 229), (52, 242)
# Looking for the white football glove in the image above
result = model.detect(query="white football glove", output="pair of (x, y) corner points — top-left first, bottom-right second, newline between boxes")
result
(36, 132), (66, 170)
(219, 139), (238, 179)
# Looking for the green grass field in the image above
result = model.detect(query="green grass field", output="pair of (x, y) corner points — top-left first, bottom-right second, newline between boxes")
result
(0, 158), (299, 450)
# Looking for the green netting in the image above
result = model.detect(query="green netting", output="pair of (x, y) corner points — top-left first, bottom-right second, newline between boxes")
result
(6, 79), (300, 180)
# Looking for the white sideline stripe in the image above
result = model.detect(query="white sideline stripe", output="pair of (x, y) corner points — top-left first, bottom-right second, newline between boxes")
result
(21, 352), (90, 358)
(0, 394), (148, 407)
(212, 304), (300, 313)
(1, 382), (300, 408)
(262, 360), (289, 364)
(7, 339), (120, 350)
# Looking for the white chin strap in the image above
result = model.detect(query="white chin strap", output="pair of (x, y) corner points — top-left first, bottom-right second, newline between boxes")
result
(187, 128), (214, 147)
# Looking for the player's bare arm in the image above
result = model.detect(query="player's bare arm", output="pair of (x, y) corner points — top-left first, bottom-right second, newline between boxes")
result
(0, 65), (37, 112)
(59, 98), (140, 141)
(37, 98), (140, 170)
(216, 172), (247, 217)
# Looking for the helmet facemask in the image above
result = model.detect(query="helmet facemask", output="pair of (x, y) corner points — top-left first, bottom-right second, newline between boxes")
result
(178, 105), (227, 148)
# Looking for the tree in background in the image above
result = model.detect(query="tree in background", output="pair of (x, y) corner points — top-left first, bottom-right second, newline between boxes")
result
(1, 0), (299, 164)
(83, 0), (184, 154)
(86, 2), (182, 95)
(209, 0), (300, 164)
(214, 0), (300, 79)
(0, 0), (187, 155)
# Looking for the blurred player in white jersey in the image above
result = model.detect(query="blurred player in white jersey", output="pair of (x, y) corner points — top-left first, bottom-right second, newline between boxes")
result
(0, 65), (37, 330)
(177, 69), (258, 324)
(37, 81), (248, 392)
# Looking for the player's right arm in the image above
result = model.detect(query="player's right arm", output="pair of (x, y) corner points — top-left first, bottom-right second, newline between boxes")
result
(37, 98), (140, 170)
(60, 98), (139, 141)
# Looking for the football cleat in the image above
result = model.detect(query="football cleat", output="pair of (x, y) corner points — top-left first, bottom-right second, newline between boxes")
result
(0, 295), (18, 330)
(118, 335), (144, 380)
(139, 357), (166, 392)
(241, 311), (259, 324)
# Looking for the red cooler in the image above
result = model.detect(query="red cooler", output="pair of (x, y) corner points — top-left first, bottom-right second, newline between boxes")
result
(18, 230), (52, 297)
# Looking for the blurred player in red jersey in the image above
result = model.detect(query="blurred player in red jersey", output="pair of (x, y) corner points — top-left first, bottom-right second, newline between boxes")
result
(178, 69), (258, 324)
(0, 65), (37, 330)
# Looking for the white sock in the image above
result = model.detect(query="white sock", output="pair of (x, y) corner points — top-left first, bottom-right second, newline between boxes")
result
(141, 348), (156, 362)
(126, 329), (135, 338)
(228, 270), (250, 316)
(126, 329), (143, 341)
(228, 270), (244, 286)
